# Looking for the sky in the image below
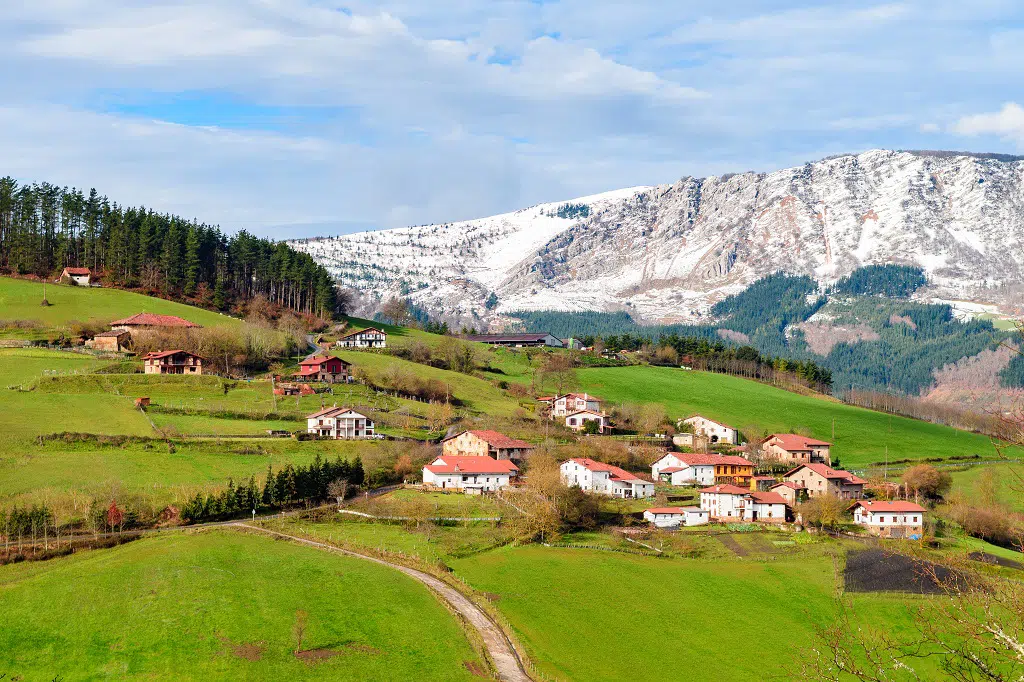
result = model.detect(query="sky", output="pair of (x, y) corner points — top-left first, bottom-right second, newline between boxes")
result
(2, 0), (1024, 239)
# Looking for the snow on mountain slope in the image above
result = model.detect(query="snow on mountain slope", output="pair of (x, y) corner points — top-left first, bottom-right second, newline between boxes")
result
(290, 150), (1024, 325)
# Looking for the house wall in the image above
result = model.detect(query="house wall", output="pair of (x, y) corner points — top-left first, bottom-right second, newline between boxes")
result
(442, 433), (490, 458)
(854, 509), (924, 537)
(560, 461), (609, 493)
(423, 471), (511, 491)
(683, 417), (737, 444)
(651, 453), (685, 478)
(786, 469), (862, 499)
(565, 412), (604, 432)
(750, 502), (786, 522)
(701, 492), (744, 519)
(668, 465), (714, 486)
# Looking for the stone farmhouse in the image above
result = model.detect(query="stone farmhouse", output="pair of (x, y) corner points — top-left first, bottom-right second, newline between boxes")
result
(651, 452), (755, 487)
(560, 458), (655, 499)
(464, 332), (563, 348)
(294, 355), (351, 383)
(58, 266), (92, 286)
(678, 415), (739, 445)
(850, 500), (926, 539)
(768, 481), (807, 506)
(142, 350), (205, 375)
(336, 326), (387, 349)
(699, 485), (788, 523)
(643, 506), (709, 528)
(763, 434), (832, 465)
(86, 330), (131, 352)
(442, 430), (535, 461)
(306, 406), (375, 439)
(422, 455), (518, 493)
(784, 463), (865, 499)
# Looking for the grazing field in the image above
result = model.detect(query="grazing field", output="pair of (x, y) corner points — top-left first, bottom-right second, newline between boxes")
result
(0, 530), (483, 681)
(0, 348), (105, 385)
(579, 365), (1011, 468)
(450, 543), (928, 681)
(0, 275), (239, 337)
(0, 437), (382, 506)
(948, 463), (1024, 513)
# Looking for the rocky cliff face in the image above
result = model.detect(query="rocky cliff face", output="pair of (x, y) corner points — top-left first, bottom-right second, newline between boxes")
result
(290, 150), (1024, 325)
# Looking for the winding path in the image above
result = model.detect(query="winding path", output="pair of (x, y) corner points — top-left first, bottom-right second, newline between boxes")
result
(232, 523), (533, 682)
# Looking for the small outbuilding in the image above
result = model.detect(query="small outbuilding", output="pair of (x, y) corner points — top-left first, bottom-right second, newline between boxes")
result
(850, 500), (926, 539)
(58, 267), (92, 286)
(643, 506), (709, 528)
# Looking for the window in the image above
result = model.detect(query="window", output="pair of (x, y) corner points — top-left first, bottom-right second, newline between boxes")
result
(912, 516), (918, 523)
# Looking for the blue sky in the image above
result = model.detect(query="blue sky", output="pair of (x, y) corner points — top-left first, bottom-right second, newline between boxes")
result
(2, 0), (1023, 238)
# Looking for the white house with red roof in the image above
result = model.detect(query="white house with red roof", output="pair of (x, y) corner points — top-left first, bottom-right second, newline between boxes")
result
(564, 409), (608, 434)
(784, 463), (865, 499)
(58, 266), (92, 286)
(678, 415), (739, 445)
(550, 393), (602, 418)
(336, 326), (387, 349)
(700, 484), (789, 523)
(422, 455), (518, 493)
(441, 430), (535, 461)
(560, 458), (654, 499)
(643, 506), (709, 528)
(764, 434), (832, 465)
(651, 452), (754, 487)
(306, 406), (375, 439)
(850, 500), (926, 539)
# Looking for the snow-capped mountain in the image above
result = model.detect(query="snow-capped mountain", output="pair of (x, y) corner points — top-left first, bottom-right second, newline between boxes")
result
(290, 150), (1024, 325)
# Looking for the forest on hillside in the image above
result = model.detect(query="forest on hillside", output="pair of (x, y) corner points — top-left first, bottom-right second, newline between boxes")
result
(514, 268), (1018, 396)
(0, 178), (339, 318)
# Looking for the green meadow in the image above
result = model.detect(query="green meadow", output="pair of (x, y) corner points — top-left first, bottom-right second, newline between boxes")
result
(0, 275), (239, 337)
(0, 530), (483, 681)
(578, 365), (1011, 468)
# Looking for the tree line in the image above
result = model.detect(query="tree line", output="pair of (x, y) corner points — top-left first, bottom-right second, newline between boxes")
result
(181, 455), (365, 523)
(0, 178), (339, 318)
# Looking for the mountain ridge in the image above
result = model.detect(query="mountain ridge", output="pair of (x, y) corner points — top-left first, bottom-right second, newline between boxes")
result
(290, 149), (1024, 326)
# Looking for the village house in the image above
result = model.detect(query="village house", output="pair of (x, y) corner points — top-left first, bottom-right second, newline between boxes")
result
(86, 329), (131, 352)
(293, 355), (351, 383)
(651, 452), (755, 487)
(442, 430), (535, 461)
(110, 313), (201, 334)
(335, 326), (388, 349)
(306, 406), (375, 439)
(763, 434), (832, 465)
(560, 458), (655, 499)
(422, 455), (518, 493)
(699, 485), (789, 523)
(678, 415), (740, 445)
(784, 463), (865, 499)
(768, 481), (807, 506)
(142, 350), (205, 375)
(564, 409), (608, 433)
(849, 500), (926, 539)
(464, 332), (563, 348)
(643, 506), (709, 528)
(549, 393), (602, 418)
(58, 266), (92, 286)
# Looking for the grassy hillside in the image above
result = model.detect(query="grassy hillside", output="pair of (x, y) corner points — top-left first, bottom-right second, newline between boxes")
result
(0, 530), (483, 681)
(578, 365), (1012, 468)
(0, 276), (239, 338)
(450, 543), (927, 682)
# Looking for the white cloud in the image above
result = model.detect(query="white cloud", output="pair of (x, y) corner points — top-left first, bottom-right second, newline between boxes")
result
(951, 103), (1024, 144)
(919, 122), (940, 133)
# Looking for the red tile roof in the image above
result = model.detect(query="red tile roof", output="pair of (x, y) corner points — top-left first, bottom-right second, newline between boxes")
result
(566, 458), (646, 483)
(749, 491), (789, 505)
(425, 456), (519, 475)
(849, 500), (926, 513)
(111, 313), (199, 328)
(699, 484), (752, 495)
(769, 434), (831, 451)
(143, 349), (205, 361)
(659, 466), (686, 474)
(94, 330), (128, 337)
(299, 354), (350, 367)
(62, 267), (91, 275)
(452, 430), (534, 450)
(771, 481), (806, 491)
(785, 463), (866, 485)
